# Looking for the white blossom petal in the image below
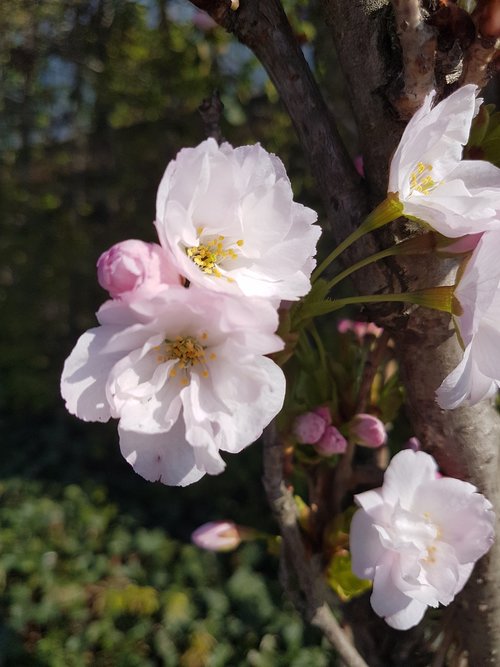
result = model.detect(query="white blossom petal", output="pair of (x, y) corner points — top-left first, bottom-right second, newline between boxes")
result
(382, 450), (437, 509)
(437, 344), (494, 409)
(350, 509), (386, 580)
(61, 328), (125, 422)
(118, 419), (207, 486)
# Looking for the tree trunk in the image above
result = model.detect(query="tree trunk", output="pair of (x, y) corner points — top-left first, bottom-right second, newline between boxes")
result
(325, 2), (500, 664)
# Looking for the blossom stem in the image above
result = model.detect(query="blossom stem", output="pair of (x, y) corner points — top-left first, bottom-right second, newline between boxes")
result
(295, 286), (454, 325)
(309, 321), (327, 368)
(312, 195), (403, 282)
(325, 233), (435, 292)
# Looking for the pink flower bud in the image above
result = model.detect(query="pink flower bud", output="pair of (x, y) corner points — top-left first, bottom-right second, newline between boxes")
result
(191, 521), (241, 552)
(337, 319), (383, 341)
(97, 240), (180, 299)
(405, 436), (421, 452)
(314, 426), (347, 455)
(349, 414), (387, 448)
(293, 411), (327, 444)
(314, 405), (332, 425)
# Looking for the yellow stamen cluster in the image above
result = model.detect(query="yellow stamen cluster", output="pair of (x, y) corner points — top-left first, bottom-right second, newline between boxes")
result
(410, 162), (436, 195)
(186, 233), (244, 278)
(154, 334), (217, 385)
(424, 545), (437, 563)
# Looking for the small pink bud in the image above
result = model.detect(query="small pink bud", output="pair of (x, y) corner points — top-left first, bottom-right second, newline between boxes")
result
(314, 405), (332, 425)
(314, 426), (347, 455)
(337, 319), (383, 340)
(405, 436), (421, 452)
(350, 414), (387, 448)
(191, 521), (241, 552)
(97, 239), (180, 299)
(293, 412), (327, 444)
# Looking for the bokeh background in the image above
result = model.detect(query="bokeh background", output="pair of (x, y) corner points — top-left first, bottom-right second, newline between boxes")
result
(0, 1), (356, 664)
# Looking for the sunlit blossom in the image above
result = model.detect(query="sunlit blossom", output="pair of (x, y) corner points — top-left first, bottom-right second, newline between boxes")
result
(155, 139), (320, 302)
(389, 84), (500, 238)
(61, 287), (285, 486)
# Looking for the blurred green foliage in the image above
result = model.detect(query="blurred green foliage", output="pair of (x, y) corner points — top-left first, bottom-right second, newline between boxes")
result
(0, 478), (334, 665)
(0, 0), (339, 663)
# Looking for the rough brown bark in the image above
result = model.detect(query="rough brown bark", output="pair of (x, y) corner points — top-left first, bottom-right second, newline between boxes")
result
(390, 0), (437, 119)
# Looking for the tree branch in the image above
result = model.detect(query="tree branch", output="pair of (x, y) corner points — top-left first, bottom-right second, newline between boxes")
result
(390, 0), (437, 119)
(262, 424), (369, 667)
(198, 90), (225, 143)
(461, 36), (500, 87)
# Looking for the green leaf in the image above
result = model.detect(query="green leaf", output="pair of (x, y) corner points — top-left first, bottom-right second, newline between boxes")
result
(326, 553), (372, 602)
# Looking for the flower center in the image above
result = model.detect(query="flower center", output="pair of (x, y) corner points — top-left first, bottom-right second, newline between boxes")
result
(409, 162), (436, 195)
(186, 231), (244, 278)
(164, 335), (206, 367)
(154, 333), (217, 385)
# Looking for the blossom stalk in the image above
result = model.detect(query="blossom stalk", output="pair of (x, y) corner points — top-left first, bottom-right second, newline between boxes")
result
(312, 195), (403, 282)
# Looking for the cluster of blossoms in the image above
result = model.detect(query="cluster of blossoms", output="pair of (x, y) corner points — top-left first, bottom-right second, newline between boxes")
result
(61, 84), (498, 636)
(386, 84), (500, 408)
(61, 139), (320, 486)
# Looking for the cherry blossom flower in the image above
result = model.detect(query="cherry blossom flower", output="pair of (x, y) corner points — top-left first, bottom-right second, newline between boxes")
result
(97, 240), (180, 299)
(388, 84), (500, 238)
(192, 521), (242, 552)
(437, 230), (500, 408)
(350, 450), (495, 630)
(61, 286), (285, 486)
(155, 139), (320, 302)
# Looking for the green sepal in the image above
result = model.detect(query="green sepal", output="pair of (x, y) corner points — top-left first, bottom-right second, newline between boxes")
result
(291, 278), (329, 330)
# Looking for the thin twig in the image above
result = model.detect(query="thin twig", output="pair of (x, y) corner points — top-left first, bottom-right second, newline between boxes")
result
(390, 0), (437, 119)
(262, 424), (369, 667)
(198, 90), (225, 144)
(356, 330), (391, 413)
